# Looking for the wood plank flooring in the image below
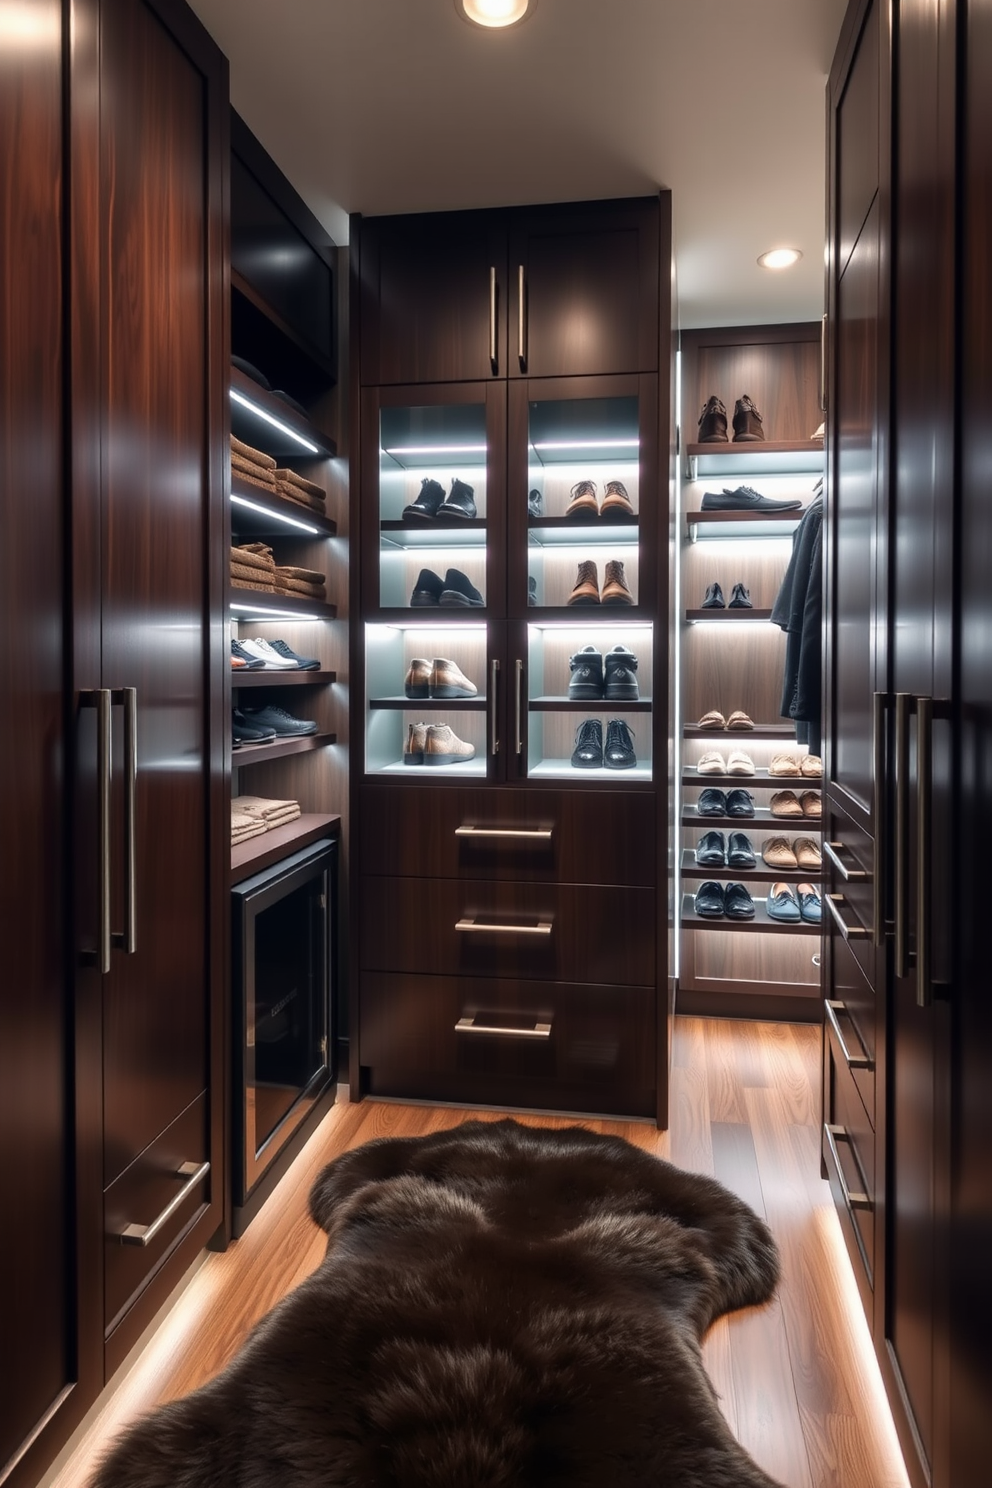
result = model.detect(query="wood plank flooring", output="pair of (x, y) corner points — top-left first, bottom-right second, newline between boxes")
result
(43, 1017), (909, 1488)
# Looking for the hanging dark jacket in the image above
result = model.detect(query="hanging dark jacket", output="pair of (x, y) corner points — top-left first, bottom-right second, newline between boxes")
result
(770, 494), (823, 753)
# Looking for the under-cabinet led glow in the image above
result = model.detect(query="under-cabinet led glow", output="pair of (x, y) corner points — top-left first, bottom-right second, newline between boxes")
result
(230, 389), (320, 453)
(382, 444), (488, 456)
(531, 439), (639, 452)
(230, 493), (320, 535)
(230, 603), (324, 622)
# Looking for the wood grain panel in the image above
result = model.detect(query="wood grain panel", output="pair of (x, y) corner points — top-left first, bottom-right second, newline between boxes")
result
(682, 325), (822, 444)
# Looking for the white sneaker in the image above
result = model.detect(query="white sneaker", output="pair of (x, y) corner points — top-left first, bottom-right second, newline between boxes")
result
(238, 637), (298, 669)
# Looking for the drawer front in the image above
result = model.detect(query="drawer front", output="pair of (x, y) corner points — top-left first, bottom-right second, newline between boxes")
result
(824, 932), (876, 1127)
(361, 972), (656, 1118)
(360, 876), (655, 987)
(104, 1092), (210, 1338)
(359, 785), (656, 887)
(822, 805), (877, 987)
(823, 1021), (875, 1314)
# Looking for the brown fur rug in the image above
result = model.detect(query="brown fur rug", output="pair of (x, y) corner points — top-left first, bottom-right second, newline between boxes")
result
(91, 1119), (783, 1487)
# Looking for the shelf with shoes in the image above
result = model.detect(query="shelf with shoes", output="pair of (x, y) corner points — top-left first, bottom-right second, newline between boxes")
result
(680, 850), (823, 883)
(680, 895), (822, 935)
(232, 670), (337, 689)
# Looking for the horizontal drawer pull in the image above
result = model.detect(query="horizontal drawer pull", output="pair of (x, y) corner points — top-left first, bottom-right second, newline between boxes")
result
(823, 839), (869, 881)
(117, 1160), (210, 1247)
(825, 999), (873, 1071)
(455, 917), (552, 936)
(455, 1016), (551, 1039)
(823, 1123), (872, 1212)
(455, 825), (553, 841)
(824, 892), (869, 941)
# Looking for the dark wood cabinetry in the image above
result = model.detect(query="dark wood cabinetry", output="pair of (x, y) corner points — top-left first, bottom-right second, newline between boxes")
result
(0, 3), (227, 1483)
(351, 197), (671, 1123)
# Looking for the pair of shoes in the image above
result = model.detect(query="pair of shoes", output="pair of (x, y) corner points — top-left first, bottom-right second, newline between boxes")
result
(769, 752), (822, 777)
(410, 567), (484, 607)
(697, 787), (754, 818)
(694, 881), (756, 919)
(696, 830), (756, 868)
(700, 485), (803, 513)
(767, 882), (821, 923)
(528, 489), (544, 518)
(567, 559), (634, 606)
(568, 646), (639, 700)
(762, 836), (821, 870)
(236, 704), (318, 739)
(701, 581), (753, 609)
(403, 477), (476, 521)
(696, 749), (754, 776)
(232, 637), (319, 670)
(770, 789), (821, 819)
(404, 722), (475, 766)
(565, 479), (635, 522)
(697, 708), (754, 730)
(696, 394), (767, 443)
(570, 718), (637, 769)
(404, 658), (477, 699)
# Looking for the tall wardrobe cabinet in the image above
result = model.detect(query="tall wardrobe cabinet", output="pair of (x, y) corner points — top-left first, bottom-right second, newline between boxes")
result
(0, 3), (228, 1484)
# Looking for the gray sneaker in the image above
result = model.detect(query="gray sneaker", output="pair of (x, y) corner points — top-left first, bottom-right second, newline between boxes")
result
(423, 724), (475, 765)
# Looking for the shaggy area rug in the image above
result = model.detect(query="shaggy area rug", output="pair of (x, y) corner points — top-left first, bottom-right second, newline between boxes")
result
(92, 1119), (783, 1487)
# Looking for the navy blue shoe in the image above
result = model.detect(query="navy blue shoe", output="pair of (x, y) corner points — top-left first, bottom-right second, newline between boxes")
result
(268, 638), (320, 670)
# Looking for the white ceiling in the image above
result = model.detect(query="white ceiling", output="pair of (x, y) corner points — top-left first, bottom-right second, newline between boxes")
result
(189, 0), (848, 329)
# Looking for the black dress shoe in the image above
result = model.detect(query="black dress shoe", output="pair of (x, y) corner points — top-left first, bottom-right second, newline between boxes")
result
(410, 568), (444, 606)
(695, 830), (727, 867)
(701, 485), (802, 512)
(439, 568), (484, 607)
(696, 787), (728, 817)
(727, 831), (756, 868)
(725, 882), (756, 919)
(403, 477), (446, 521)
(570, 718), (603, 768)
(694, 880), (726, 917)
(726, 788), (756, 818)
(728, 582), (753, 609)
(240, 704), (318, 737)
(604, 718), (637, 769)
(702, 582), (726, 608)
(437, 478), (477, 520)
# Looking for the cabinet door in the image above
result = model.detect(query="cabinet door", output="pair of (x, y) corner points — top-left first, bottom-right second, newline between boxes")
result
(359, 211), (507, 385)
(508, 200), (660, 379)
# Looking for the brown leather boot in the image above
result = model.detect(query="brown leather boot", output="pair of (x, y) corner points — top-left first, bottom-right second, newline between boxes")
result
(601, 559), (634, 606)
(697, 395), (728, 443)
(565, 479), (599, 522)
(732, 394), (765, 442)
(600, 479), (634, 520)
(567, 559), (600, 606)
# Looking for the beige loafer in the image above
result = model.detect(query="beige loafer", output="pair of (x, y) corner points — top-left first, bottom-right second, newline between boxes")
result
(769, 752), (801, 776)
(697, 709), (727, 729)
(696, 750), (728, 775)
(770, 789), (804, 818)
(762, 836), (798, 868)
(726, 750), (755, 776)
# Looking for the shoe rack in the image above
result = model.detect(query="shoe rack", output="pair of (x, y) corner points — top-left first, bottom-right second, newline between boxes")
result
(677, 324), (825, 1020)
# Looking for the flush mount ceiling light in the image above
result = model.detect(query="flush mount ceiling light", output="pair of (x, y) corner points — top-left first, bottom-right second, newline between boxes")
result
(457, 0), (535, 28)
(758, 247), (803, 270)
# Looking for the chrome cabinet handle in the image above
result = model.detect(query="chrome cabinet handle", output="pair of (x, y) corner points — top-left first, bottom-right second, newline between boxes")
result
(823, 840), (868, 882)
(118, 1160), (210, 1247)
(115, 686), (138, 955)
(873, 691), (887, 947)
(894, 692), (912, 976)
(515, 658), (524, 756)
(824, 999), (873, 1071)
(489, 266), (498, 373)
(823, 1124), (872, 1211)
(825, 892), (869, 941)
(84, 688), (113, 974)
(455, 826), (553, 841)
(456, 1016), (551, 1039)
(455, 918), (552, 936)
(517, 263), (527, 368)
(916, 696), (933, 1008)
(489, 659), (500, 756)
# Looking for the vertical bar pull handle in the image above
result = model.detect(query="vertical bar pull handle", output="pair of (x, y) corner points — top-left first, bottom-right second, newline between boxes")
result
(873, 692), (887, 947)
(119, 686), (138, 954)
(489, 659), (500, 757)
(515, 659), (524, 756)
(820, 312), (828, 412)
(916, 696), (932, 1008)
(93, 689), (113, 974)
(894, 692), (912, 978)
(489, 266), (498, 374)
(517, 264), (527, 369)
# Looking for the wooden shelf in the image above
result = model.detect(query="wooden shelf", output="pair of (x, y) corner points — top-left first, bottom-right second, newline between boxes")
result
(231, 811), (340, 884)
(232, 731), (336, 765)
(530, 696), (652, 711)
(682, 768), (823, 788)
(229, 589), (337, 621)
(681, 894), (821, 935)
(230, 363), (336, 457)
(681, 805), (822, 830)
(231, 479), (337, 537)
(369, 695), (487, 710)
(232, 670), (336, 688)
(380, 517), (486, 534)
(680, 849), (822, 883)
(684, 723), (796, 739)
(686, 440), (823, 458)
(686, 508), (805, 530)
(685, 608), (773, 622)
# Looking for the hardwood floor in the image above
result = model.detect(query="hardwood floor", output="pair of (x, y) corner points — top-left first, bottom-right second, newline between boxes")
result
(43, 1017), (909, 1488)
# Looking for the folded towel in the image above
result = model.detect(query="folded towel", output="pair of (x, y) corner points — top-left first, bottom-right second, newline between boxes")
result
(231, 467), (280, 496)
(232, 822), (267, 845)
(274, 468), (326, 501)
(274, 564), (325, 585)
(275, 481), (326, 513)
(231, 435), (277, 471)
(231, 458), (278, 489)
(276, 580), (326, 599)
(231, 545), (276, 573)
(231, 575), (276, 593)
(233, 795), (301, 819)
(258, 807), (302, 831)
(238, 542), (275, 559)
(230, 558), (275, 581)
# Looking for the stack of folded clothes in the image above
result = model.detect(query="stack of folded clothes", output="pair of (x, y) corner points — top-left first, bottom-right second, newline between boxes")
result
(274, 467), (326, 514)
(230, 542), (276, 592)
(273, 563), (326, 602)
(231, 805), (267, 847)
(230, 435), (278, 492)
(231, 795), (302, 834)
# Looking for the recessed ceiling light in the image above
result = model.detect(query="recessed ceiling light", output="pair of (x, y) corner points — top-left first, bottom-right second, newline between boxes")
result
(457, 0), (535, 29)
(758, 248), (803, 270)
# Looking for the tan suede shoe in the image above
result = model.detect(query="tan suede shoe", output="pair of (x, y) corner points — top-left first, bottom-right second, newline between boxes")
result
(770, 752), (801, 776)
(770, 789), (804, 818)
(793, 837), (822, 870)
(799, 790), (822, 818)
(800, 754), (823, 777)
(762, 836), (798, 868)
